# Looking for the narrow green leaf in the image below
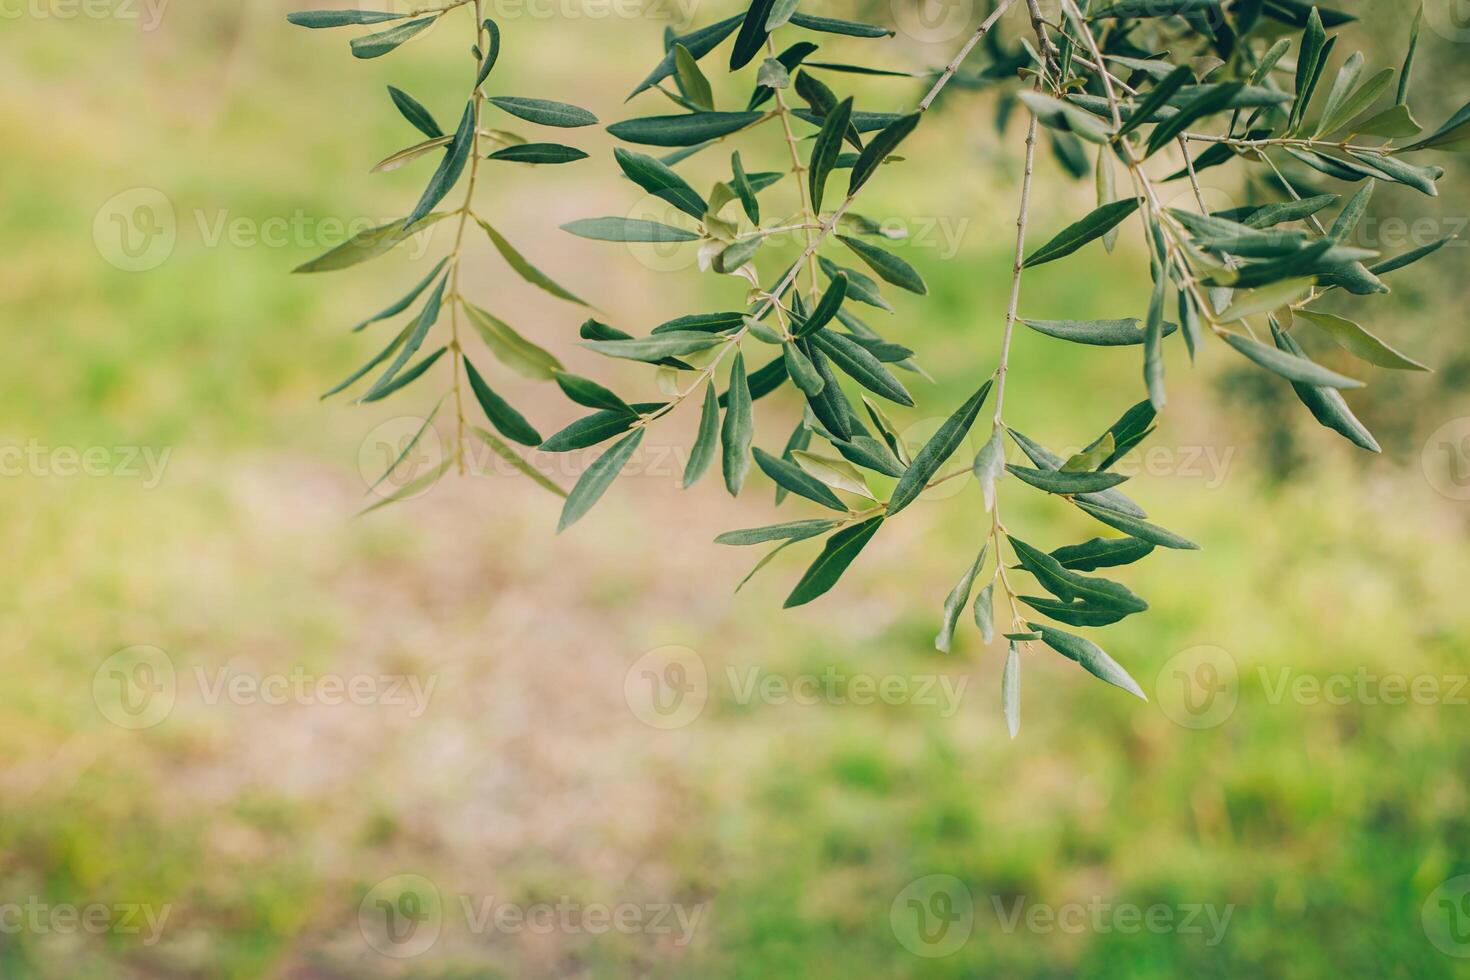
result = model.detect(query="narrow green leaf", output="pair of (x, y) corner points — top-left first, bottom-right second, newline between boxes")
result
(1145, 82), (1243, 157)
(470, 426), (566, 497)
(359, 456), (452, 516)
(730, 0), (778, 69)
(1221, 330), (1364, 388)
(488, 97), (598, 128)
(388, 85), (442, 138)
(1074, 500), (1198, 550)
(293, 213), (449, 273)
(753, 447), (847, 510)
(847, 112), (921, 196)
(1114, 64), (1193, 141)
(629, 14), (743, 98)
(407, 101), (475, 228)
(836, 235), (926, 294)
(974, 581), (996, 644)
(1144, 272), (1167, 410)
(936, 545), (987, 653)
(1020, 317), (1176, 346)
(608, 111), (766, 146)
(1295, 309), (1429, 371)
(809, 97), (853, 213)
(1028, 622), (1147, 700)
(561, 217), (699, 243)
(351, 257), (448, 333)
(1091, 0), (1218, 17)
(1050, 536), (1154, 571)
(1369, 235), (1453, 277)
(809, 330), (914, 406)
(464, 357), (541, 446)
(887, 380), (993, 517)
(1398, 3), (1423, 106)
(361, 274), (447, 399)
(716, 519), (844, 546)
(784, 517), (884, 608)
(360, 346), (445, 403)
(722, 352), (754, 495)
(784, 341), (826, 396)
(474, 218), (589, 306)
(788, 12), (893, 36)
(683, 383), (722, 488)
(583, 330), (723, 362)
(289, 10), (404, 28)
(1024, 199), (1140, 267)
(555, 373), (634, 413)
(363, 405), (432, 487)
(558, 430), (644, 532)
(350, 16), (433, 59)
(540, 404), (658, 452)
(1002, 643), (1020, 738)
(485, 142), (589, 164)
(614, 147), (708, 220)
(1271, 321), (1380, 453)
(323, 324), (409, 399)
(463, 302), (564, 380)
(1007, 465), (1128, 495)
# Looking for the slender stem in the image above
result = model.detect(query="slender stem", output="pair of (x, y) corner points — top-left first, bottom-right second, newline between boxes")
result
(986, 108), (1040, 634)
(918, 0), (1019, 112)
(445, 0), (487, 475)
(1180, 132), (1394, 155)
(767, 39), (822, 301)
(993, 114), (1037, 430)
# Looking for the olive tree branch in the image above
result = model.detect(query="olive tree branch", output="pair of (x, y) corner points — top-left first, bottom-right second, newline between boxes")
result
(635, 3), (1021, 430)
(444, 0), (488, 475)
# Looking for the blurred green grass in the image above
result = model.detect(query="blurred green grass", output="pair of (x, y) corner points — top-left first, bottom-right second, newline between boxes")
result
(2, 1), (1470, 977)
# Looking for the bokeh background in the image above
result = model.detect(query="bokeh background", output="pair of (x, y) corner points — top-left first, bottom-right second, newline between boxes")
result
(3, 0), (1470, 976)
